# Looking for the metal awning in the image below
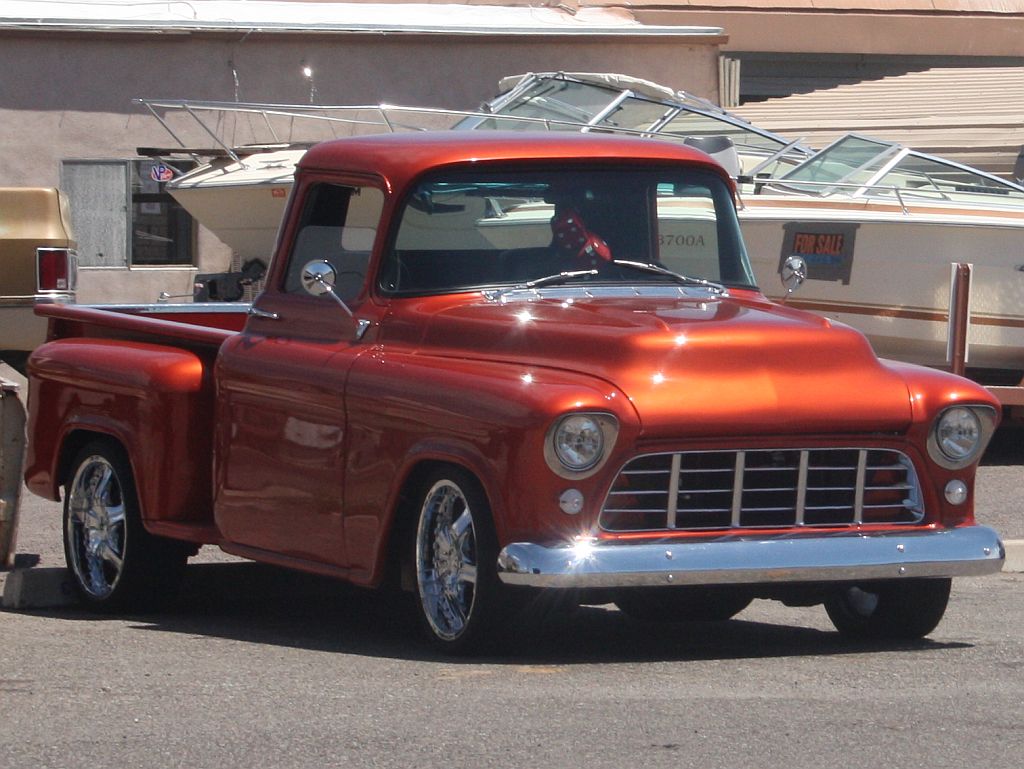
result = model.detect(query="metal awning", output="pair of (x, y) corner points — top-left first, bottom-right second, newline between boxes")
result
(0, 1), (723, 37)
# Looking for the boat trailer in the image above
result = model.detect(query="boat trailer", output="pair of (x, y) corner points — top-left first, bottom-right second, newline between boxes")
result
(948, 262), (1024, 409)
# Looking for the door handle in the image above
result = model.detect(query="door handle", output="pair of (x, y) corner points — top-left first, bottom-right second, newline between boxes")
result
(248, 306), (280, 320)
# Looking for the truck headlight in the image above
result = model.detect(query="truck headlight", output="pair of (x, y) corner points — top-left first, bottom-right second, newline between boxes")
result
(545, 413), (619, 479)
(936, 407), (981, 461)
(555, 415), (603, 470)
(927, 405), (997, 469)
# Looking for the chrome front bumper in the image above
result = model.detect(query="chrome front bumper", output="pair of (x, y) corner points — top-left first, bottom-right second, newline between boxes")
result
(496, 526), (1004, 589)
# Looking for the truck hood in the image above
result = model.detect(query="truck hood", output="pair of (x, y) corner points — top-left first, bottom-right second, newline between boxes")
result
(391, 291), (913, 438)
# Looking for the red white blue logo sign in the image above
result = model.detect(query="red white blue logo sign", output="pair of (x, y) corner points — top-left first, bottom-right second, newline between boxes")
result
(150, 163), (175, 183)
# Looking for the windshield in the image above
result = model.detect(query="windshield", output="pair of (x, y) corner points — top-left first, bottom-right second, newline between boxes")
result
(380, 166), (755, 295)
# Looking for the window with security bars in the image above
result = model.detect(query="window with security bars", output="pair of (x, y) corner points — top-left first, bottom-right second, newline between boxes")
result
(61, 158), (196, 268)
(130, 159), (195, 265)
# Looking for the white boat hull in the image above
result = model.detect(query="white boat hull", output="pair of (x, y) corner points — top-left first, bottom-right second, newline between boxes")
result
(167, 149), (301, 264)
(740, 197), (1024, 375)
(170, 169), (1024, 377)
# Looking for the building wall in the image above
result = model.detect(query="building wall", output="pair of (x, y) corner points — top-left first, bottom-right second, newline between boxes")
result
(628, 7), (1024, 58)
(0, 29), (721, 303)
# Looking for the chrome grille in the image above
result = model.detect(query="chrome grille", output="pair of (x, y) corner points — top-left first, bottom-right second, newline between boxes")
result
(601, 448), (923, 532)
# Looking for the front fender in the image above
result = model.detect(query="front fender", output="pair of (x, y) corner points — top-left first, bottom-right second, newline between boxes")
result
(344, 349), (639, 585)
(881, 358), (1001, 526)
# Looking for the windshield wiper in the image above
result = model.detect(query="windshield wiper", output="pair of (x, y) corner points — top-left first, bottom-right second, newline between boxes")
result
(612, 260), (726, 294)
(525, 269), (599, 289)
(488, 269), (599, 301)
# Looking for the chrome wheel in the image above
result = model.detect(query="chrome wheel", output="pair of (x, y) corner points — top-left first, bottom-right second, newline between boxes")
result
(63, 440), (188, 611)
(415, 479), (479, 642)
(66, 454), (127, 599)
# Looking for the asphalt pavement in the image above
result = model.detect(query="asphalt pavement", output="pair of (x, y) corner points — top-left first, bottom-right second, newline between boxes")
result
(1, 555), (1022, 769)
(2, 363), (1023, 769)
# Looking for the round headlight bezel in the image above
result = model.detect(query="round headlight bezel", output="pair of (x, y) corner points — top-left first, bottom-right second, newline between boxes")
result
(927, 405), (997, 470)
(544, 412), (619, 480)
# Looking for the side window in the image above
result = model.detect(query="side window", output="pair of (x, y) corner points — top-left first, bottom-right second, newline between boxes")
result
(284, 182), (384, 302)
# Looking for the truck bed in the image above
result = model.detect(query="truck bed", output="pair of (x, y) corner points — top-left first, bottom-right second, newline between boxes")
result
(35, 302), (248, 348)
(24, 303), (249, 544)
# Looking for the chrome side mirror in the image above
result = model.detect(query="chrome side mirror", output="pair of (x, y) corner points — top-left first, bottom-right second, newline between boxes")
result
(301, 259), (339, 298)
(780, 255), (807, 296)
(299, 260), (372, 340)
(302, 259), (352, 317)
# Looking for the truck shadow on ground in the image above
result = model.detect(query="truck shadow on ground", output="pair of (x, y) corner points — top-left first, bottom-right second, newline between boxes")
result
(25, 561), (970, 665)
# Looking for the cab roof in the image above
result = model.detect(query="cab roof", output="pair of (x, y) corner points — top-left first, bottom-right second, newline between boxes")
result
(297, 131), (733, 190)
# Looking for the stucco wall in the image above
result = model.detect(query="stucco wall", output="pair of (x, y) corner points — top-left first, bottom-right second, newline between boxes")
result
(0, 31), (721, 189)
(0, 30), (719, 303)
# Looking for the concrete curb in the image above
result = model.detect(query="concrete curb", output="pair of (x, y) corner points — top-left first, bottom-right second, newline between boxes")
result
(2, 541), (1022, 611)
(1004, 539), (1024, 574)
(1, 566), (75, 609)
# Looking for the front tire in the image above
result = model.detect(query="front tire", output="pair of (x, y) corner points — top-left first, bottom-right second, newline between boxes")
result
(824, 578), (951, 640)
(412, 467), (503, 654)
(63, 440), (188, 611)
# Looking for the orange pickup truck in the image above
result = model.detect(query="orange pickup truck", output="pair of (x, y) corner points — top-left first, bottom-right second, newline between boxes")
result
(0, 188), (77, 370)
(23, 132), (1005, 653)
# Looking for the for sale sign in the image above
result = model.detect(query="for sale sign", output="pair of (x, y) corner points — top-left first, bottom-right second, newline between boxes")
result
(779, 222), (859, 285)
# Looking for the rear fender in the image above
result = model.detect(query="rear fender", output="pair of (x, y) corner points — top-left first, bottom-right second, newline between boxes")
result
(24, 338), (215, 527)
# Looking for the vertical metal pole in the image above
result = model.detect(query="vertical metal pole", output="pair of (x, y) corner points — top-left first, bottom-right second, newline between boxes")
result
(0, 378), (27, 569)
(947, 262), (972, 376)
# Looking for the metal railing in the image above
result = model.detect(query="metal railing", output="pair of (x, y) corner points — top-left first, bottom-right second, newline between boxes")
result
(132, 97), (805, 168)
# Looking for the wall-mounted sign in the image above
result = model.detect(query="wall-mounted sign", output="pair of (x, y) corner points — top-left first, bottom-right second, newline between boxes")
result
(150, 163), (175, 183)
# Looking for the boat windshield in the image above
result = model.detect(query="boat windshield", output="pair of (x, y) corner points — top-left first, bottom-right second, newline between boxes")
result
(380, 166), (755, 296)
(775, 134), (1024, 203)
(460, 74), (811, 177)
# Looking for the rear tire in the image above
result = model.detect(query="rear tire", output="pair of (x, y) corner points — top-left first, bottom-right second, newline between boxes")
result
(615, 587), (753, 623)
(824, 579), (951, 640)
(63, 440), (188, 612)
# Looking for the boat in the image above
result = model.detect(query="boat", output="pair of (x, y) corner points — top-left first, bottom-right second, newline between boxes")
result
(139, 73), (813, 261)
(139, 72), (1024, 388)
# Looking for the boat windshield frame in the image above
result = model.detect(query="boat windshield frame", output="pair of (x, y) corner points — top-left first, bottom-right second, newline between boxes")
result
(768, 133), (1024, 203)
(458, 72), (814, 164)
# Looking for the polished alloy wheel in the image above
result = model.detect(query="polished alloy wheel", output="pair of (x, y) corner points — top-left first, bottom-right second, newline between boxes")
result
(65, 455), (127, 599)
(415, 479), (479, 642)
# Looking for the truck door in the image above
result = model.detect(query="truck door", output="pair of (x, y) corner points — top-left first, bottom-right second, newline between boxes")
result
(214, 179), (385, 568)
